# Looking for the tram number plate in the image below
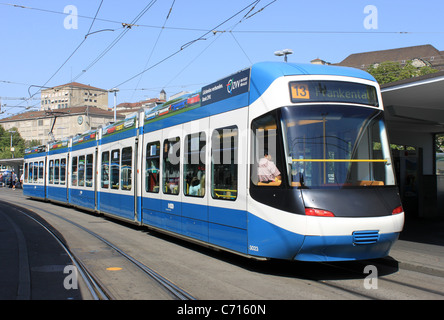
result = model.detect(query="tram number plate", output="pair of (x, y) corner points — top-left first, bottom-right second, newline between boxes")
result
(290, 83), (310, 99)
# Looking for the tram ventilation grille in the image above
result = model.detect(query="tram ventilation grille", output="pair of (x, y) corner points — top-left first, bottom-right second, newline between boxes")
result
(352, 230), (379, 245)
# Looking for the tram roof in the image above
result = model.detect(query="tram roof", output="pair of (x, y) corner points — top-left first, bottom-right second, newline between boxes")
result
(249, 62), (377, 104)
(251, 61), (376, 81)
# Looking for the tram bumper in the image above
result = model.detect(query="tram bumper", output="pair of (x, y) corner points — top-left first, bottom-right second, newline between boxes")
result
(293, 231), (400, 262)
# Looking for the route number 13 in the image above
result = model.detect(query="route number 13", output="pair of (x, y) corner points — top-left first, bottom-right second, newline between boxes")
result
(290, 83), (310, 100)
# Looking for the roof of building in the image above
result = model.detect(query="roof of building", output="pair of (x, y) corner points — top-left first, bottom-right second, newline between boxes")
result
(43, 82), (108, 92)
(0, 106), (120, 122)
(116, 98), (165, 110)
(336, 44), (444, 70)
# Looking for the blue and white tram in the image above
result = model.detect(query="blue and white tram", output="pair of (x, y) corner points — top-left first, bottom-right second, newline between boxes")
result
(23, 62), (404, 262)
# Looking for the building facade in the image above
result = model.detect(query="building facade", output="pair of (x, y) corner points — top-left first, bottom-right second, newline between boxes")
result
(0, 106), (123, 144)
(40, 82), (109, 111)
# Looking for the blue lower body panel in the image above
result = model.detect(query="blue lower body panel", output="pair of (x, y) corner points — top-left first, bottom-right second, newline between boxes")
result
(23, 184), (46, 200)
(247, 212), (305, 259)
(141, 198), (247, 254)
(47, 185), (68, 203)
(70, 188), (96, 211)
(99, 192), (135, 221)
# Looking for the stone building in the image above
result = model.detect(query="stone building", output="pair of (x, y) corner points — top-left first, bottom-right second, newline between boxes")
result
(0, 106), (123, 144)
(40, 82), (109, 111)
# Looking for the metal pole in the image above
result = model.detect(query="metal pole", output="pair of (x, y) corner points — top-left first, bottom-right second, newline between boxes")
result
(110, 88), (119, 123)
(114, 91), (117, 122)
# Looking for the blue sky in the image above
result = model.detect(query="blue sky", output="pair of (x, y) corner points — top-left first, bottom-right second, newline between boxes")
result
(1, 0), (443, 118)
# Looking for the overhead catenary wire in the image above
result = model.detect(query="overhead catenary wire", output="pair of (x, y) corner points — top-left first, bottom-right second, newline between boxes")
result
(2, 2), (443, 35)
(6, 1), (156, 114)
(161, 0), (274, 89)
(3, 1), (443, 119)
(112, 0), (264, 90)
(130, 0), (176, 101)
(9, 0), (107, 113)
(71, 0), (158, 83)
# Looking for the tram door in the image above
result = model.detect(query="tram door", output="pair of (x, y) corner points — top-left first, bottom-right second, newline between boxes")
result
(141, 129), (164, 230)
(160, 123), (183, 234)
(208, 107), (249, 253)
(181, 118), (209, 242)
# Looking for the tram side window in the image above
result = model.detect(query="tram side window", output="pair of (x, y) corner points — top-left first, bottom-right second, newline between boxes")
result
(38, 161), (44, 184)
(110, 149), (120, 189)
(146, 141), (160, 193)
(163, 137), (180, 195)
(72, 156), (78, 186)
(27, 162), (32, 183)
(86, 154), (93, 187)
(251, 112), (283, 187)
(33, 162), (38, 183)
(184, 132), (206, 197)
(54, 159), (60, 184)
(49, 160), (54, 184)
(101, 151), (110, 188)
(60, 158), (66, 185)
(24, 163), (28, 183)
(78, 155), (85, 186)
(211, 126), (238, 201)
(121, 147), (132, 191)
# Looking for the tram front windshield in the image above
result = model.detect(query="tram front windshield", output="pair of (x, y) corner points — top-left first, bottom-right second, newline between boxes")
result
(281, 105), (395, 188)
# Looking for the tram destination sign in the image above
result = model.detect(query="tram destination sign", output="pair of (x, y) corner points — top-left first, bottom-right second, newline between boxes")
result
(289, 81), (378, 107)
(201, 67), (250, 106)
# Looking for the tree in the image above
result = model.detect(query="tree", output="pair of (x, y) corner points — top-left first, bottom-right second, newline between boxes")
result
(0, 126), (26, 159)
(367, 60), (438, 85)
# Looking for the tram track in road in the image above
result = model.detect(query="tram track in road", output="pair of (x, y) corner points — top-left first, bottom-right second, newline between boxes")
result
(3, 199), (196, 300)
(313, 260), (444, 300)
(2, 191), (444, 300)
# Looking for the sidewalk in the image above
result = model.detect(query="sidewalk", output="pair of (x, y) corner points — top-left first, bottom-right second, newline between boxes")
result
(388, 217), (444, 277)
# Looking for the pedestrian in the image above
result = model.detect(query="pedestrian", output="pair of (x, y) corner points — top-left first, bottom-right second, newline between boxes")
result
(12, 171), (17, 190)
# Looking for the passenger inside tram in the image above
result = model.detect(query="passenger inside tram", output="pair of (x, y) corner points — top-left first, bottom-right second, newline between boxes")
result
(257, 152), (281, 186)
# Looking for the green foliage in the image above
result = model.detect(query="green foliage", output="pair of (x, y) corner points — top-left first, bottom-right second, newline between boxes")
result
(0, 126), (27, 159)
(436, 134), (444, 153)
(367, 60), (438, 85)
